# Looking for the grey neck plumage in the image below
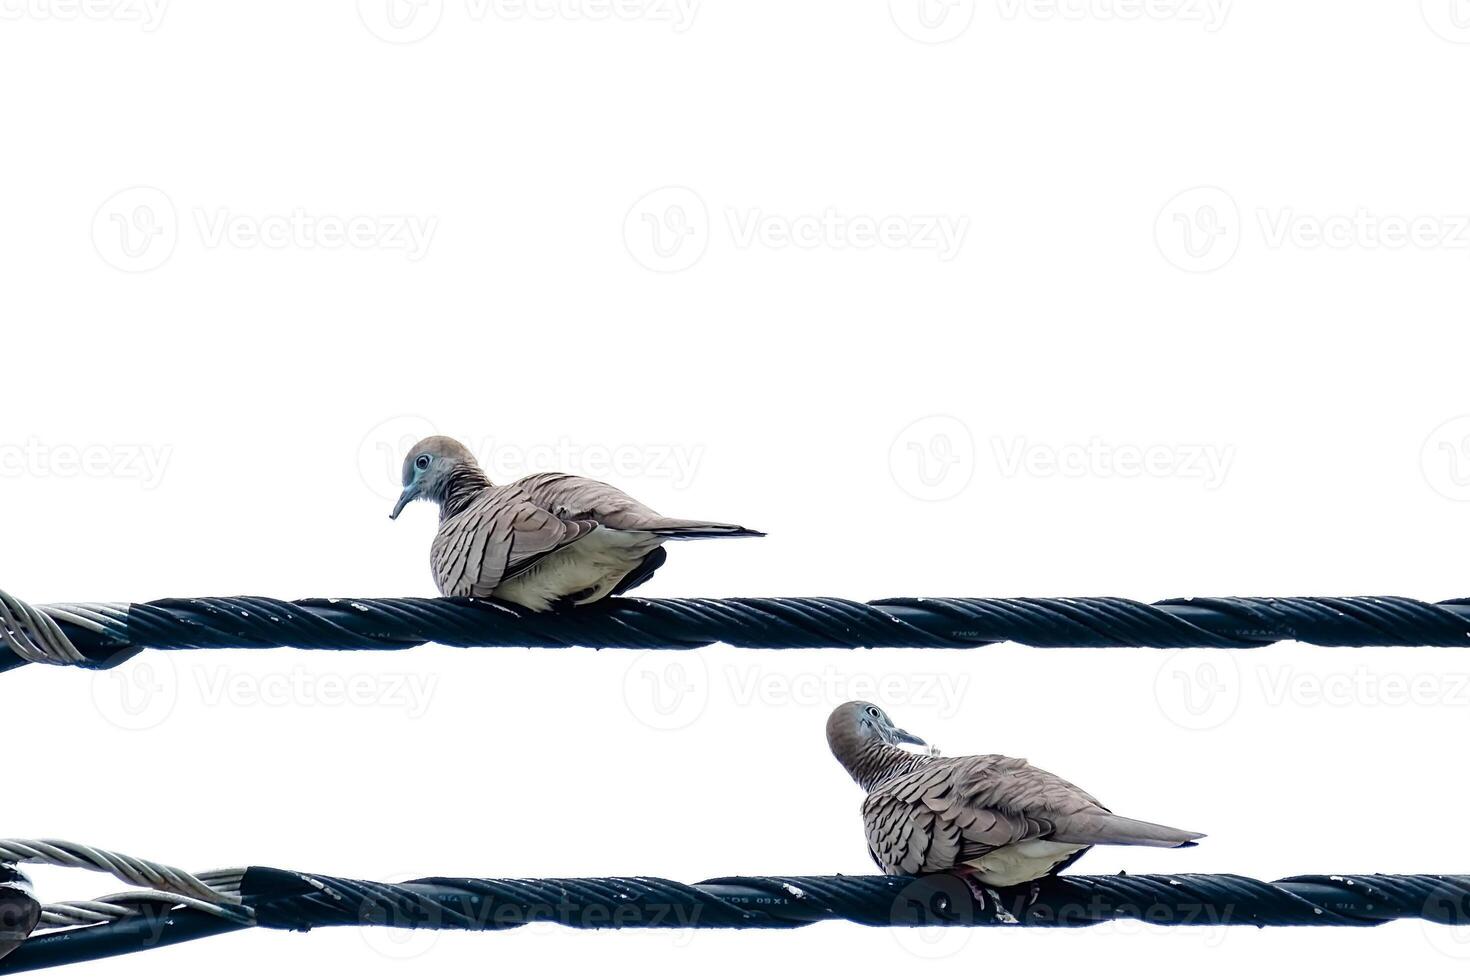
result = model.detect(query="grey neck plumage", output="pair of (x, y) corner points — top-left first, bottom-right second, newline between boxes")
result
(438, 464), (494, 521)
(831, 733), (933, 792)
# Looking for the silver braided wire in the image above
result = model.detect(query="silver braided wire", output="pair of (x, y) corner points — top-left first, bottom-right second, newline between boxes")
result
(0, 839), (254, 934)
(0, 591), (89, 666)
(39, 890), (254, 930)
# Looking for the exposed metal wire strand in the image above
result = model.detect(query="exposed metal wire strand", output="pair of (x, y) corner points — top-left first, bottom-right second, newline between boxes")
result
(0, 840), (252, 939)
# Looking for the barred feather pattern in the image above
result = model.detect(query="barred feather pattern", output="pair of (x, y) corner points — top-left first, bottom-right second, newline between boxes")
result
(829, 711), (1203, 884)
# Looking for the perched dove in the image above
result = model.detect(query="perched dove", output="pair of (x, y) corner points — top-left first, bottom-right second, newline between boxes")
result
(827, 701), (1203, 888)
(390, 435), (763, 611)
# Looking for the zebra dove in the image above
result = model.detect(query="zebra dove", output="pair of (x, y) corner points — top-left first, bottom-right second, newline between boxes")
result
(827, 701), (1203, 887)
(389, 435), (763, 611)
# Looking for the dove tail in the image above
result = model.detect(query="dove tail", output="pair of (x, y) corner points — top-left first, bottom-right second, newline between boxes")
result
(652, 522), (766, 539)
(1051, 812), (1206, 849)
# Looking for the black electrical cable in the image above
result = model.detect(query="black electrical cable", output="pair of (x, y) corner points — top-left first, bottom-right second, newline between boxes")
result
(7, 594), (1470, 674)
(4, 869), (1469, 973)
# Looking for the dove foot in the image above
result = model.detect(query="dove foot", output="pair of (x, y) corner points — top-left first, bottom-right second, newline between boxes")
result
(958, 874), (990, 913)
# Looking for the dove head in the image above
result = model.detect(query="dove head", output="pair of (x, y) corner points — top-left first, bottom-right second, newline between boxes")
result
(827, 701), (928, 788)
(390, 435), (485, 519)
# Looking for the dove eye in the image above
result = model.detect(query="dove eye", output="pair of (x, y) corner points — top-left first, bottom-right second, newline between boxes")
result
(866, 707), (880, 718)
(415, 454), (432, 470)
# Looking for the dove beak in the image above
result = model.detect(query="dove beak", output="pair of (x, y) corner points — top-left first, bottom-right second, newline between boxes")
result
(389, 486), (416, 520)
(891, 727), (926, 747)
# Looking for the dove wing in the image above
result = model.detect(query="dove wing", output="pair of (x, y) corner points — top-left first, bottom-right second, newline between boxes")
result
(431, 483), (597, 598)
(861, 755), (1104, 875)
(513, 472), (762, 537)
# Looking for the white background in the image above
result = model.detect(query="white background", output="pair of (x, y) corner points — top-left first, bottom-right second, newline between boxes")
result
(5, 0), (1470, 974)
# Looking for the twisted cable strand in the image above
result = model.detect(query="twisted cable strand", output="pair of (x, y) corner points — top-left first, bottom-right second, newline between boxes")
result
(0, 840), (241, 909)
(237, 869), (1470, 931)
(5, 862), (1470, 974)
(9, 592), (1470, 671)
(37, 891), (253, 931)
(0, 592), (88, 666)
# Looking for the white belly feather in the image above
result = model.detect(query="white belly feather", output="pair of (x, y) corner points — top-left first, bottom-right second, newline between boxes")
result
(963, 840), (1085, 886)
(491, 527), (662, 611)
